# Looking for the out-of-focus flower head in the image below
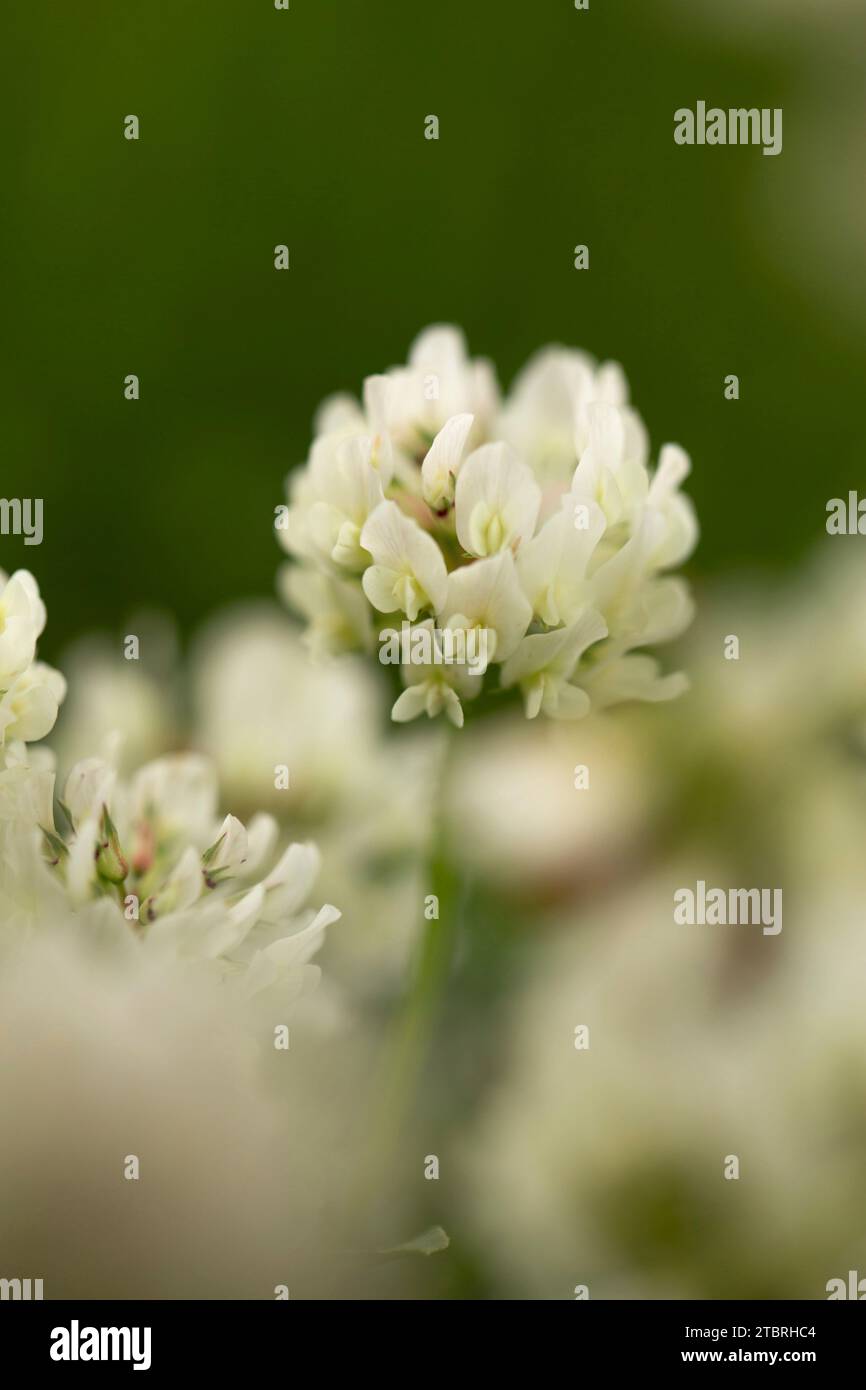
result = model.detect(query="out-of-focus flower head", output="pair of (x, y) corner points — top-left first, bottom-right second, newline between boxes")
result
(2, 748), (340, 1007)
(190, 602), (384, 824)
(455, 865), (866, 1299)
(188, 601), (441, 994)
(53, 617), (180, 777)
(0, 574), (340, 1011)
(278, 326), (697, 728)
(445, 709), (657, 900)
(652, 541), (866, 894)
(0, 887), (385, 1298)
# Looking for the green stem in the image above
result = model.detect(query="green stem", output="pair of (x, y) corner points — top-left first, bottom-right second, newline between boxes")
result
(374, 732), (463, 1157)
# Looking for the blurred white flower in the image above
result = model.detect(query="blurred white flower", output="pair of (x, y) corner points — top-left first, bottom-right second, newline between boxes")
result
(0, 913), (384, 1297)
(53, 623), (179, 776)
(0, 579), (340, 1011)
(445, 710), (657, 894)
(455, 864), (866, 1299)
(447, 546), (866, 1296)
(1, 745), (339, 1008)
(190, 602), (385, 821)
(280, 565), (374, 659)
(43, 600), (435, 999)
(187, 600), (439, 993)
(0, 579), (421, 1300)
(660, 541), (866, 887)
(278, 326), (697, 726)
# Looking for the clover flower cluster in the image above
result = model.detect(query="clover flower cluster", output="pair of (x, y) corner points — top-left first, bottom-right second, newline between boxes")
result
(278, 326), (698, 727)
(0, 570), (339, 1004)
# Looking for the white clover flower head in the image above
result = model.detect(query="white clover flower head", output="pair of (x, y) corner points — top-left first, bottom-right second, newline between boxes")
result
(27, 749), (339, 999)
(1, 740), (339, 1006)
(0, 574), (339, 1008)
(278, 326), (698, 726)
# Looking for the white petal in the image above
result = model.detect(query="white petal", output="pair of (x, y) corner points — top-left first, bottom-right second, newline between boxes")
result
(588, 512), (666, 632)
(205, 813), (248, 876)
(409, 324), (468, 373)
(581, 654), (689, 709)
(145, 844), (203, 920)
(646, 445), (698, 568)
(66, 815), (99, 904)
(392, 684), (431, 724)
(421, 413), (474, 510)
(546, 681), (591, 720)
(244, 813), (279, 875)
(263, 840), (321, 915)
(455, 443), (541, 557)
(652, 493), (699, 570)
(360, 500), (448, 618)
(500, 347), (596, 479)
(442, 551), (532, 661)
(241, 903), (341, 999)
(313, 391), (366, 437)
(595, 360), (629, 406)
(282, 566), (374, 656)
(132, 753), (218, 847)
(649, 442), (691, 500)
(0, 664), (65, 744)
(500, 607), (607, 688)
(518, 500), (606, 626)
(442, 686), (465, 728)
(637, 577), (695, 646)
(64, 757), (116, 827)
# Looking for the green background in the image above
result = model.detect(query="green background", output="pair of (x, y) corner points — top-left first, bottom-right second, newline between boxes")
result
(2, 0), (863, 660)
